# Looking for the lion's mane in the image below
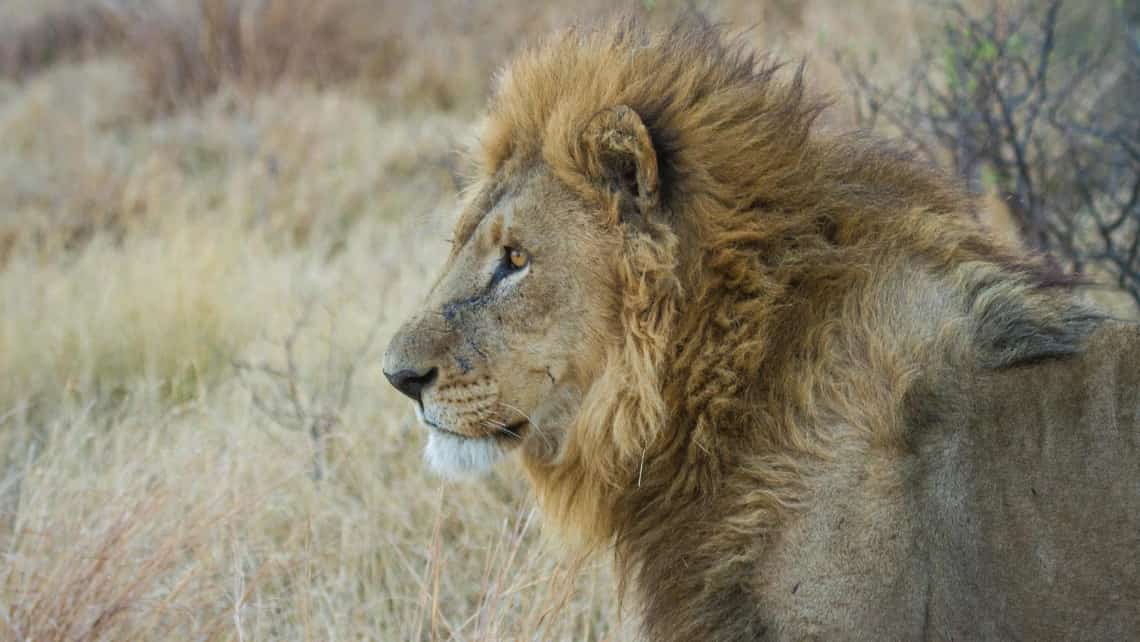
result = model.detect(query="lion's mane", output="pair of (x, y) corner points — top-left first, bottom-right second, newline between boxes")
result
(476, 16), (1103, 640)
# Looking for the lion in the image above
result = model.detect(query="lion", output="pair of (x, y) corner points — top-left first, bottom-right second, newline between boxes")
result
(383, 16), (1140, 640)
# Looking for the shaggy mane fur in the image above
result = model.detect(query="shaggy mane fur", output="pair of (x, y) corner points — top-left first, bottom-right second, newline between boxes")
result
(476, 16), (1103, 640)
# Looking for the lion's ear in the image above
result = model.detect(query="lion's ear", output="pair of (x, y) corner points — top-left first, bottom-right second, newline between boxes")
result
(579, 105), (659, 222)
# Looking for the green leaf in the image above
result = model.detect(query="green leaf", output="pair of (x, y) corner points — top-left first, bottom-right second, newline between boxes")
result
(943, 49), (960, 88)
(1007, 33), (1023, 54)
(977, 39), (997, 61)
(981, 165), (999, 190)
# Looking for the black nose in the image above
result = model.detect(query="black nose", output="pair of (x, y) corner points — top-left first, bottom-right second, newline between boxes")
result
(384, 367), (438, 404)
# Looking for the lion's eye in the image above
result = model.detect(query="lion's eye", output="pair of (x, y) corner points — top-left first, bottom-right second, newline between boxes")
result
(505, 247), (529, 270)
(491, 246), (530, 287)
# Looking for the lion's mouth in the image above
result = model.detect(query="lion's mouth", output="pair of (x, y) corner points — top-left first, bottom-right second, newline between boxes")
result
(500, 420), (528, 439)
(420, 413), (528, 442)
(477, 420), (528, 442)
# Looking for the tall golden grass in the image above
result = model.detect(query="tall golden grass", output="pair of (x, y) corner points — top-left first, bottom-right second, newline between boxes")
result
(1, 0), (1085, 639)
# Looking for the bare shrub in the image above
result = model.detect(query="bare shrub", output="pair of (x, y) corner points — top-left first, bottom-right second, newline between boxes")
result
(0, 3), (123, 80)
(840, 0), (1140, 309)
(121, 0), (389, 113)
(234, 303), (383, 481)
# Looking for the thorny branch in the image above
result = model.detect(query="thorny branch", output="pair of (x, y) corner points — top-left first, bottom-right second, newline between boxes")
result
(233, 302), (384, 480)
(838, 0), (1140, 308)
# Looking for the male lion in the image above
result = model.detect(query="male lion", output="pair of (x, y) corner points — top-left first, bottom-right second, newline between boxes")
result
(383, 17), (1140, 641)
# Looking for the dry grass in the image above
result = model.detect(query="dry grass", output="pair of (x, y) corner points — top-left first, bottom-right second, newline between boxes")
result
(2, 1), (1123, 639)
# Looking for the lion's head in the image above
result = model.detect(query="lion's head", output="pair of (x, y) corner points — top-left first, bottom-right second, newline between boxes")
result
(383, 72), (689, 483)
(382, 158), (633, 477)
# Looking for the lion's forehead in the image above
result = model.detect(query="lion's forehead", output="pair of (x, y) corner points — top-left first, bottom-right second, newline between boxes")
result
(451, 162), (537, 251)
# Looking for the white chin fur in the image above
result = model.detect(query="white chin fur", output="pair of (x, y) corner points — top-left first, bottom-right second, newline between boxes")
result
(423, 429), (505, 479)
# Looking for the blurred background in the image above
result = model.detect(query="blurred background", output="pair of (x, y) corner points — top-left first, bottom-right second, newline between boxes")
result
(0, 0), (1136, 639)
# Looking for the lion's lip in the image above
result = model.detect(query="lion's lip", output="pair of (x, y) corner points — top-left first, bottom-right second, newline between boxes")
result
(422, 418), (475, 439)
(421, 416), (528, 442)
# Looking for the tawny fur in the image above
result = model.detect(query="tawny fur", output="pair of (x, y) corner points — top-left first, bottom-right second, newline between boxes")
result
(385, 15), (1139, 641)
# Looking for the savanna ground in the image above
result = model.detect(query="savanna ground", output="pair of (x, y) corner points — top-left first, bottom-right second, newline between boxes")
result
(0, 1), (1135, 640)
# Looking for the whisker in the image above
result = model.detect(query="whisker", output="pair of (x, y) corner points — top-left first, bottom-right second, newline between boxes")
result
(478, 414), (509, 429)
(496, 401), (556, 451)
(496, 402), (533, 426)
(479, 418), (521, 440)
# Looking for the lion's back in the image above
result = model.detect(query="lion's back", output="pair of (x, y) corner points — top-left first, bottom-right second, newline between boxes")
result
(915, 320), (1140, 638)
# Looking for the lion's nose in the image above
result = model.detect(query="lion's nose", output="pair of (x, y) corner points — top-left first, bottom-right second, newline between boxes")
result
(384, 367), (438, 405)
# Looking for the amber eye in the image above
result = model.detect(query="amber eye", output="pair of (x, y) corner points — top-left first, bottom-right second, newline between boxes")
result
(506, 247), (529, 270)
